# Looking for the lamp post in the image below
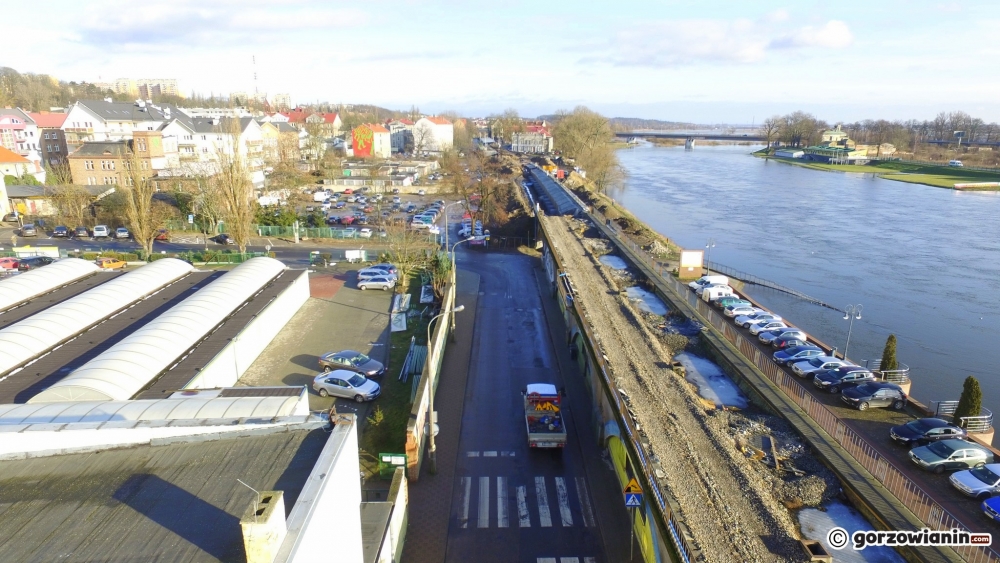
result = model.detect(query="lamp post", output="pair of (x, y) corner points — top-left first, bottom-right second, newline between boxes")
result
(704, 238), (716, 274)
(426, 304), (465, 475)
(442, 201), (464, 251)
(842, 304), (863, 360)
(451, 237), (473, 268)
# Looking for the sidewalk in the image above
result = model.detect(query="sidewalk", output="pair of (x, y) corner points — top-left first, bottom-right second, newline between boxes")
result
(400, 268), (481, 563)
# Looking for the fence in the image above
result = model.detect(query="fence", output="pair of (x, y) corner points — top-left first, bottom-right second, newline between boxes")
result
(587, 208), (998, 563)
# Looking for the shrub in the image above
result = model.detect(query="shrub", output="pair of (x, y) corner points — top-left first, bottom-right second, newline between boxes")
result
(880, 335), (898, 373)
(953, 376), (983, 428)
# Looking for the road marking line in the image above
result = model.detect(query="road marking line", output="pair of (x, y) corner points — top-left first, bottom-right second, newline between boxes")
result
(467, 451), (480, 457)
(535, 476), (552, 527)
(501, 451), (516, 457)
(575, 477), (596, 527)
(560, 558), (581, 563)
(537, 559), (557, 563)
(484, 450), (497, 457)
(584, 558), (596, 563)
(555, 477), (573, 527)
(460, 477), (471, 528)
(517, 485), (531, 527)
(478, 476), (490, 528)
(497, 477), (508, 528)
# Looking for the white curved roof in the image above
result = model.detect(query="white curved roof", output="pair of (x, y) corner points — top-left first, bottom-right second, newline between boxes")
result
(0, 258), (100, 312)
(0, 258), (193, 377)
(30, 257), (286, 403)
(0, 396), (302, 425)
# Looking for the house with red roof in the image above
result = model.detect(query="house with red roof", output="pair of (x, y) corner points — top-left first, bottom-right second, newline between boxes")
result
(386, 119), (414, 153)
(351, 124), (391, 158)
(413, 117), (453, 153)
(28, 111), (69, 165)
(0, 146), (45, 183)
(511, 124), (553, 154)
(0, 109), (39, 157)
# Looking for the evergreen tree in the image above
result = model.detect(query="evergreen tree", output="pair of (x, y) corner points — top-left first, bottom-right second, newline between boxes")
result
(880, 334), (898, 373)
(953, 376), (983, 428)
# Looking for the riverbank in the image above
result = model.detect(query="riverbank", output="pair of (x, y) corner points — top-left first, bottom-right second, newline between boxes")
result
(754, 149), (1000, 189)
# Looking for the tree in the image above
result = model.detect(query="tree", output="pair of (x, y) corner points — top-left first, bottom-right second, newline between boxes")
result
(213, 118), (257, 253)
(384, 220), (430, 294)
(953, 376), (983, 428)
(413, 122), (435, 154)
(119, 146), (161, 258)
(550, 106), (626, 193)
(48, 185), (94, 227)
(879, 335), (898, 374)
(759, 116), (781, 150)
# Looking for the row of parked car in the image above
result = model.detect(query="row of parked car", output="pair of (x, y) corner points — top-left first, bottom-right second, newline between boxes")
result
(19, 224), (136, 240)
(688, 274), (1000, 518)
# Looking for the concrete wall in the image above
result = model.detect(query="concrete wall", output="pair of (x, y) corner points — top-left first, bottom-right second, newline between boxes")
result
(378, 468), (408, 563)
(185, 270), (309, 389)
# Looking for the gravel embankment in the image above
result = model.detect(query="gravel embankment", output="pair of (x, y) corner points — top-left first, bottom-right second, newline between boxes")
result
(543, 215), (812, 562)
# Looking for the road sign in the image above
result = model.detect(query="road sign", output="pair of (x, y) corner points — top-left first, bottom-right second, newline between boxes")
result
(623, 477), (643, 494)
(188, 214), (194, 224)
(624, 493), (642, 508)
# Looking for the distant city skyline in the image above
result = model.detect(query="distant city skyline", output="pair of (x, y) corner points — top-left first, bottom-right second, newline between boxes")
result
(8, 1), (999, 123)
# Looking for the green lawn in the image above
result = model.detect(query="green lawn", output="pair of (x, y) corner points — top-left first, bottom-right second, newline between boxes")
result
(763, 155), (1000, 189)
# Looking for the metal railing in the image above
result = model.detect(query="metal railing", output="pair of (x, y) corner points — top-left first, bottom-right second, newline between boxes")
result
(863, 359), (912, 384)
(933, 402), (994, 434)
(705, 260), (841, 312)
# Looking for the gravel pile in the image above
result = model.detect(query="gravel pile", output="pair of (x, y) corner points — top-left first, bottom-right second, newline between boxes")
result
(544, 215), (811, 562)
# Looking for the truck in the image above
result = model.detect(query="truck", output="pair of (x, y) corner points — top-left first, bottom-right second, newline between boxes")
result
(523, 383), (567, 449)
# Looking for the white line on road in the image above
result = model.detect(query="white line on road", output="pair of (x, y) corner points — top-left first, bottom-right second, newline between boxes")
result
(501, 451), (516, 457)
(466, 451), (480, 457)
(537, 559), (557, 563)
(559, 558), (581, 563)
(584, 558), (597, 563)
(484, 450), (497, 457)
(517, 485), (531, 527)
(497, 477), (508, 528)
(459, 477), (471, 529)
(575, 477), (596, 527)
(555, 477), (573, 527)
(535, 476), (552, 527)
(478, 476), (490, 528)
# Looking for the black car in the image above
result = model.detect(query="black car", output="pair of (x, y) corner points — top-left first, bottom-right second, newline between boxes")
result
(813, 366), (877, 393)
(841, 382), (907, 411)
(74, 226), (90, 238)
(17, 256), (54, 271)
(890, 418), (968, 446)
(52, 226), (69, 237)
(213, 234), (235, 245)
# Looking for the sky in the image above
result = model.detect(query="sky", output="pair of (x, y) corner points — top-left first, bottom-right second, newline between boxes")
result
(8, 0), (1000, 123)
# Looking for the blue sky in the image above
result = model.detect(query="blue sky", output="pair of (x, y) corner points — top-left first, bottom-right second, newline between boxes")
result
(9, 0), (1000, 122)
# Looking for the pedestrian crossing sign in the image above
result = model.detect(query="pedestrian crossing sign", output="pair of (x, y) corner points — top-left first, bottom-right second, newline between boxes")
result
(623, 477), (642, 494)
(624, 493), (642, 508)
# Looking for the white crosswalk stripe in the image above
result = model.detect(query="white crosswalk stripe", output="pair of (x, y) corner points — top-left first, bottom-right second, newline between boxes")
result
(517, 485), (531, 527)
(535, 476), (553, 527)
(536, 558), (596, 563)
(478, 477), (490, 528)
(466, 450), (516, 457)
(459, 477), (471, 529)
(575, 477), (596, 527)
(555, 477), (573, 527)
(497, 477), (508, 528)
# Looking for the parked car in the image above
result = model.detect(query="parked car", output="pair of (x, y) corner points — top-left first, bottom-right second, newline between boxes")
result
(0, 257), (19, 270)
(358, 268), (398, 281)
(154, 229), (170, 241)
(949, 160), (964, 167)
(358, 275), (396, 291)
(335, 201), (346, 209)
(213, 234), (235, 245)
(115, 227), (130, 239)
(17, 256), (54, 271)
(950, 464), (1000, 500)
(688, 275), (729, 292)
(841, 382), (907, 411)
(759, 327), (806, 345)
(909, 439), (993, 474)
(695, 282), (729, 297)
(368, 263), (398, 275)
(93, 225), (110, 238)
(318, 350), (386, 377)
(725, 305), (762, 318)
(790, 356), (849, 378)
(342, 188), (354, 195)
(773, 345), (824, 366)
(749, 320), (788, 335)
(392, 196), (402, 204)
(52, 226), (69, 238)
(735, 312), (782, 328)
(418, 189), (426, 196)
(392, 188), (400, 194)
(312, 370), (381, 402)
(982, 496), (1000, 522)
(890, 418), (967, 446)
(95, 257), (127, 270)
(812, 366), (876, 393)
(715, 297), (751, 310)
(347, 195), (357, 203)
(359, 228), (373, 238)
(773, 335), (810, 350)
(74, 226), (90, 238)
(20, 224), (37, 237)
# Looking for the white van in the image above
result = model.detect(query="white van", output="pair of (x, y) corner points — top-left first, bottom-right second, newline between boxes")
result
(688, 275), (729, 291)
(948, 160), (964, 167)
(702, 285), (734, 302)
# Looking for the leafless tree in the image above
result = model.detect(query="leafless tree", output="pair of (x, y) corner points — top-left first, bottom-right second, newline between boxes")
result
(118, 147), (161, 258)
(47, 184), (93, 226)
(213, 119), (257, 253)
(759, 116), (780, 150)
(413, 122), (435, 154)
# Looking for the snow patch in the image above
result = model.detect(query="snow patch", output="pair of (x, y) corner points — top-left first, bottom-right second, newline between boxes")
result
(598, 255), (628, 270)
(798, 500), (906, 563)
(675, 352), (748, 409)
(624, 286), (668, 315)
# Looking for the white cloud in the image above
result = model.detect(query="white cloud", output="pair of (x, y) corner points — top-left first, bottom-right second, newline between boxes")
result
(769, 20), (853, 49)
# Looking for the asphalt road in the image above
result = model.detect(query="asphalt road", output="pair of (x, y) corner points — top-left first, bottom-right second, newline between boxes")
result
(443, 246), (614, 563)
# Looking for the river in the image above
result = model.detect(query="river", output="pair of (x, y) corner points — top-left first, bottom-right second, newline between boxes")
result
(613, 142), (1000, 415)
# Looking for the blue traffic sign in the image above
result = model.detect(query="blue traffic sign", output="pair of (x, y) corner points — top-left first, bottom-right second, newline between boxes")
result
(624, 493), (642, 508)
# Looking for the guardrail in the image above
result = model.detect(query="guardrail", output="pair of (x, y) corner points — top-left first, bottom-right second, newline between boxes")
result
(587, 210), (997, 563)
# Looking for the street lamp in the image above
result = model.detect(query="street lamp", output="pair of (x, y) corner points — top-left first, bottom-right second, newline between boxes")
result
(451, 237), (473, 267)
(842, 304), (863, 360)
(427, 304), (465, 475)
(704, 239), (716, 274)
(442, 201), (464, 251)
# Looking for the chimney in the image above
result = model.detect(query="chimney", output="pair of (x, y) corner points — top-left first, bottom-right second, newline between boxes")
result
(240, 490), (286, 563)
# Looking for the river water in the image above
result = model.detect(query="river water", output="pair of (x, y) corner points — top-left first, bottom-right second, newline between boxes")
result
(613, 142), (1000, 414)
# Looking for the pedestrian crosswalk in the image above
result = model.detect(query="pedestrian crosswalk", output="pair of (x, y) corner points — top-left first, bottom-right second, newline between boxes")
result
(457, 475), (596, 530)
(466, 450), (516, 457)
(537, 558), (597, 563)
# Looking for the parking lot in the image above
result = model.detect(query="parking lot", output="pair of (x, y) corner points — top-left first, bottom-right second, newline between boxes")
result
(237, 265), (393, 420)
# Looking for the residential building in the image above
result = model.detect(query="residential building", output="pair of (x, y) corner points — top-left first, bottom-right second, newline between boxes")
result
(5, 184), (115, 217)
(0, 146), (45, 183)
(803, 125), (868, 163)
(61, 99), (174, 153)
(272, 93), (292, 111)
(386, 119), (414, 153)
(413, 116), (453, 152)
(29, 111), (69, 165)
(177, 107), (252, 119)
(67, 130), (167, 186)
(259, 120), (302, 162)
(156, 117), (266, 186)
(305, 112), (342, 137)
(511, 125), (553, 153)
(0, 108), (40, 156)
(351, 124), (391, 158)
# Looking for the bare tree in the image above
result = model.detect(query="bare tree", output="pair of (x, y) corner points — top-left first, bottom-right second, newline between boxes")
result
(412, 122), (435, 154)
(759, 116), (780, 150)
(47, 184), (93, 226)
(118, 146), (160, 258)
(384, 220), (431, 294)
(213, 119), (257, 253)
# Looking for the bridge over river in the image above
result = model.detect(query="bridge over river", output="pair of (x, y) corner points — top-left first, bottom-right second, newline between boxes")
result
(616, 130), (765, 146)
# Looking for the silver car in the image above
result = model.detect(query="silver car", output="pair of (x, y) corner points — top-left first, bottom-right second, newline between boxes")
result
(358, 276), (395, 291)
(759, 327), (806, 345)
(312, 370), (381, 402)
(950, 463), (1000, 500)
(319, 349), (386, 377)
(358, 268), (398, 281)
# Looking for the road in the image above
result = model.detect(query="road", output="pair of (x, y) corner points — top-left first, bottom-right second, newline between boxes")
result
(441, 208), (635, 563)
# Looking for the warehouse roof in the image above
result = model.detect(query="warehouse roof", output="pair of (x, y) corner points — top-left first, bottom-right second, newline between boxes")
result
(0, 258), (98, 312)
(30, 257), (286, 403)
(0, 258), (193, 378)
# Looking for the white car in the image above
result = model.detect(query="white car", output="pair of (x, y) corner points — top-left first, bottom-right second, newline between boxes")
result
(347, 195), (357, 203)
(312, 370), (381, 402)
(418, 189), (426, 196)
(115, 227), (130, 239)
(791, 356), (849, 378)
(359, 228), (373, 238)
(735, 312), (782, 327)
(749, 320), (788, 335)
(392, 196), (402, 204)
(725, 305), (761, 318)
(949, 464), (1000, 500)
(92, 225), (110, 238)
(695, 283), (728, 296)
